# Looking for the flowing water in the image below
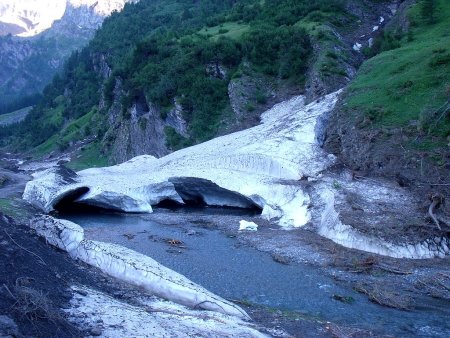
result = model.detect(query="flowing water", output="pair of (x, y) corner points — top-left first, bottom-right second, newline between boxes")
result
(63, 210), (450, 337)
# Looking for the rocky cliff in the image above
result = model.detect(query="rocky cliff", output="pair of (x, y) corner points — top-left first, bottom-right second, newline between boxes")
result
(0, 0), (138, 113)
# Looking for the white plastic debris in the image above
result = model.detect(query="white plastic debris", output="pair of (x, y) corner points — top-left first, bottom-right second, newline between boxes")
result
(239, 220), (258, 232)
(353, 42), (362, 51)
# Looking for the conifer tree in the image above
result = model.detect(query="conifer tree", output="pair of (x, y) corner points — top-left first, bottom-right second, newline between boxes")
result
(421, 0), (436, 24)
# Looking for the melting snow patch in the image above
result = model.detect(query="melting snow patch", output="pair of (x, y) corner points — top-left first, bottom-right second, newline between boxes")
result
(353, 43), (362, 52)
(67, 285), (267, 338)
(24, 91), (341, 228)
(31, 216), (249, 319)
(317, 188), (450, 259)
(372, 25), (379, 32)
(239, 220), (258, 231)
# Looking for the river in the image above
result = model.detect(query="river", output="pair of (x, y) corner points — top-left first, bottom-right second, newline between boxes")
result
(63, 208), (450, 337)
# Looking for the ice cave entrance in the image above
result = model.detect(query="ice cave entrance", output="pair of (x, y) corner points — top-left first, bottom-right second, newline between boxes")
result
(54, 178), (262, 215)
(158, 177), (262, 214)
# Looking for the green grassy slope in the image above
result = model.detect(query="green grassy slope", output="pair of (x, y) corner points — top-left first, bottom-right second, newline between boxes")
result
(345, 0), (449, 151)
(196, 22), (250, 41)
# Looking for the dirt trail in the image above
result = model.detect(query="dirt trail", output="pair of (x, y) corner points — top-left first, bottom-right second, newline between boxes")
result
(0, 168), (31, 199)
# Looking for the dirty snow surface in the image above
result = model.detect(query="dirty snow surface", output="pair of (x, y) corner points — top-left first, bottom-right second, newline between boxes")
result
(31, 215), (249, 319)
(24, 91), (339, 228)
(67, 286), (266, 338)
(24, 89), (449, 259)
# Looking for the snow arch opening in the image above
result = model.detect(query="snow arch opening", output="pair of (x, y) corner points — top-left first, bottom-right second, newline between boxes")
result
(53, 186), (100, 213)
(156, 177), (263, 213)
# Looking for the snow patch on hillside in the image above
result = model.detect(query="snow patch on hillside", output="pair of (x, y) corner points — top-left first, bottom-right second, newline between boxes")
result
(24, 89), (450, 259)
(0, 0), (66, 36)
(24, 91), (340, 228)
(317, 188), (450, 259)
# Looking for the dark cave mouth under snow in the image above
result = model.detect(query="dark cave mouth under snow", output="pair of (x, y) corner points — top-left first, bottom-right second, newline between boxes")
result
(54, 177), (263, 215)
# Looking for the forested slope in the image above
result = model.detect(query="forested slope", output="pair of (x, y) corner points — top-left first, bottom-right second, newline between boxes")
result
(3, 0), (441, 174)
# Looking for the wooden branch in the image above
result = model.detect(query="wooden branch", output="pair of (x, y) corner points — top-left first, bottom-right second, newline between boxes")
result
(2, 283), (16, 300)
(428, 195), (442, 231)
(437, 215), (450, 227)
(3, 230), (47, 266)
(376, 264), (412, 275)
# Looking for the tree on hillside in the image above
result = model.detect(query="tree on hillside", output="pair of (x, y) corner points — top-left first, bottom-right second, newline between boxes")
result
(421, 0), (436, 24)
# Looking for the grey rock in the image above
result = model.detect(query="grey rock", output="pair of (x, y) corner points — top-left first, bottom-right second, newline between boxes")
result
(90, 327), (103, 336)
(0, 315), (19, 337)
(186, 229), (197, 236)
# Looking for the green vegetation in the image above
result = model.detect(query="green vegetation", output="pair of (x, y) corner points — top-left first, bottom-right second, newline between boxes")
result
(0, 94), (41, 116)
(345, 0), (450, 151)
(164, 126), (191, 151)
(32, 106), (105, 159)
(0, 0), (351, 162)
(295, 9), (354, 79)
(0, 106), (32, 126)
(421, 0), (436, 24)
(196, 22), (250, 41)
(66, 142), (109, 171)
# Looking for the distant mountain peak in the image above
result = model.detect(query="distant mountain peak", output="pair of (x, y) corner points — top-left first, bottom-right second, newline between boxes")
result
(0, 0), (137, 37)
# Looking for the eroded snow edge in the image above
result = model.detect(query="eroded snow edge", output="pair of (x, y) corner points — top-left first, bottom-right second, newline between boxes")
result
(318, 189), (450, 259)
(31, 215), (249, 319)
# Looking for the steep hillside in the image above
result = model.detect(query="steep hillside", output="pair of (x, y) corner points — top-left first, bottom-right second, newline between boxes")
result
(325, 0), (450, 186)
(0, 0), (66, 37)
(0, 0), (399, 169)
(0, 0), (138, 37)
(0, 0), (137, 115)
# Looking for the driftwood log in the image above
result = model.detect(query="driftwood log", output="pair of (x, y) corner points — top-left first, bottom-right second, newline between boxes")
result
(428, 193), (449, 230)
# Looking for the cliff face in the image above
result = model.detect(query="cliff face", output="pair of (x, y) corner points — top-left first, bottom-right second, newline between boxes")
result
(102, 80), (170, 164)
(0, 0), (137, 112)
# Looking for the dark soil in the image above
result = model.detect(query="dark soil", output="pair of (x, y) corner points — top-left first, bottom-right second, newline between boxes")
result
(0, 212), (133, 337)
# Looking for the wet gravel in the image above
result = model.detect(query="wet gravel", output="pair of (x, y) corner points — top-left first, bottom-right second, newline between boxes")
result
(64, 209), (450, 337)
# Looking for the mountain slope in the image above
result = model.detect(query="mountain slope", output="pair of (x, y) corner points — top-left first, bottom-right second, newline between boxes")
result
(0, 0), (400, 169)
(325, 0), (450, 185)
(0, 0), (137, 115)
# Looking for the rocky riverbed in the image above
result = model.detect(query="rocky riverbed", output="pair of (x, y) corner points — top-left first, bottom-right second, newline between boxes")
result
(1, 88), (449, 337)
(64, 209), (450, 337)
(2, 152), (449, 337)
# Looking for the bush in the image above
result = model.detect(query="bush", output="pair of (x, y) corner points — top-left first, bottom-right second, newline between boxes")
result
(421, 0), (436, 24)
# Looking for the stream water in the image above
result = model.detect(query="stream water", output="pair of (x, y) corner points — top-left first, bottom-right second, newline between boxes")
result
(63, 210), (450, 337)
